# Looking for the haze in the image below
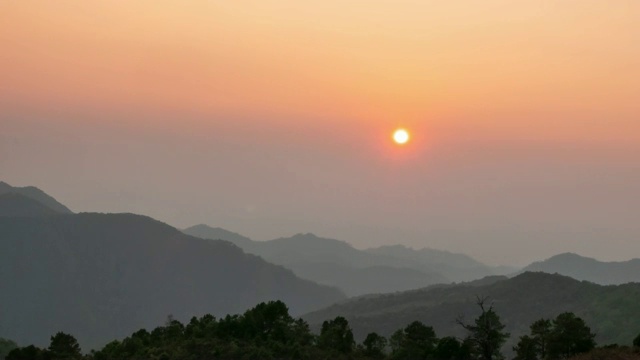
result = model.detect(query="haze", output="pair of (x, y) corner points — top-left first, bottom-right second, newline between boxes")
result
(1, 1), (639, 266)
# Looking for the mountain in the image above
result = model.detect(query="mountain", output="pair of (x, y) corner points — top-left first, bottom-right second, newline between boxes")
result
(366, 244), (514, 282)
(522, 252), (640, 285)
(304, 272), (640, 353)
(183, 226), (449, 296)
(183, 225), (510, 296)
(0, 181), (72, 214)
(0, 192), (59, 217)
(183, 224), (254, 248)
(0, 213), (345, 349)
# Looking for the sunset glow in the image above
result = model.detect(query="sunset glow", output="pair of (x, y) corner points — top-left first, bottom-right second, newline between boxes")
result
(1, 1), (639, 265)
(393, 129), (410, 145)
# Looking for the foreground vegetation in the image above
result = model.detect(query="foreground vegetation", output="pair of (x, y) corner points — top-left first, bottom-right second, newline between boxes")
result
(5, 299), (639, 360)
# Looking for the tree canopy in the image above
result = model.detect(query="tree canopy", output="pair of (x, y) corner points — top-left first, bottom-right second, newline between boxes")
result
(458, 297), (510, 360)
(5, 299), (609, 360)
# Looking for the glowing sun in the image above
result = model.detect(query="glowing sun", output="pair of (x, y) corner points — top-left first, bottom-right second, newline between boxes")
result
(393, 129), (410, 145)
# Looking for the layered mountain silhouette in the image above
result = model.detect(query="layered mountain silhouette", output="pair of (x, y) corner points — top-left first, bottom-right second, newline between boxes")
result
(522, 252), (640, 285)
(304, 272), (640, 353)
(0, 192), (60, 217)
(184, 225), (510, 296)
(0, 181), (72, 214)
(0, 184), (345, 349)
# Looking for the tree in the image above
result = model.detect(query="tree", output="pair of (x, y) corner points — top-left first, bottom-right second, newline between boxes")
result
(514, 318), (552, 360)
(547, 312), (595, 359)
(242, 300), (295, 344)
(0, 338), (18, 360)
(361, 332), (387, 359)
(634, 333), (640, 348)
(390, 321), (438, 359)
(529, 319), (552, 359)
(48, 332), (82, 360)
(317, 316), (355, 355)
(433, 336), (466, 360)
(513, 335), (538, 360)
(457, 297), (510, 360)
(6, 345), (46, 360)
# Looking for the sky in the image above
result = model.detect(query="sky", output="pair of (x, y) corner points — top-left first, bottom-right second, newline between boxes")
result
(1, 1), (639, 266)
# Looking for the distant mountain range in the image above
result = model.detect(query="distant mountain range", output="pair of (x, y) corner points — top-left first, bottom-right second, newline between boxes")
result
(304, 272), (640, 354)
(0, 185), (345, 349)
(0, 192), (61, 217)
(4, 181), (640, 352)
(183, 225), (512, 296)
(0, 181), (72, 214)
(521, 252), (640, 285)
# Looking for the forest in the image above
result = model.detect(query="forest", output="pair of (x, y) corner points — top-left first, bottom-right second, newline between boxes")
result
(3, 299), (639, 360)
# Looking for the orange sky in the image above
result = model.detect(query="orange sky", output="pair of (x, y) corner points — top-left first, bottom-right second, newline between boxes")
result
(1, 1), (639, 140)
(1, 1), (639, 265)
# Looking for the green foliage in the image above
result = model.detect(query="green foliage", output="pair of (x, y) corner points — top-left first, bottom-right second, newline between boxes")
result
(93, 301), (353, 360)
(547, 312), (596, 359)
(515, 313), (595, 360)
(48, 332), (82, 360)
(634, 333), (640, 348)
(514, 318), (552, 360)
(304, 272), (640, 350)
(0, 338), (18, 360)
(6, 345), (46, 360)
(4, 299), (613, 360)
(433, 336), (471, 360)
(6, 333), (82, 360)
(513, 335), (539, 360)
(318, 316), (355, 355)
(390, 321), (437, 360)
(361, 332), (387, 359)
(458, 298), (509, 360)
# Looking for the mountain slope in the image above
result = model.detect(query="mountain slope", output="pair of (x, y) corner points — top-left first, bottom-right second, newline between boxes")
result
(183, 224), (254, 248)
(0, 181), (72, 214)
(183, 226), (449, 296)
(522, 252), (640, 285)
(0, 192), (59, 217)
(304, 272), (640, 352)
(366, 244), (511, 282)
(0, 214), (345, 349)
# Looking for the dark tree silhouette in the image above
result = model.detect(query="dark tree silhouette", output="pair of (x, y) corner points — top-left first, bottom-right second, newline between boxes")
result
(547, 312), (595, 359)
(390, 321), (437, 360)
(513, 335), (538, 360)
(433, 336), (470, 360)
(361, 332), (388, 359)
(317, 316), (355, 355)
(457, 297), (509, 360)
(48, 332), (82, 360)
(0, 338), (18, 360)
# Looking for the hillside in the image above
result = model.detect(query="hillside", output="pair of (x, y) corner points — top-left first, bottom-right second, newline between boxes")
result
(184, 226), (450, 296)
(522, 252), (640, 285)
(366, 244), (512, 282)
(0, 213), (345, 349)
(0, 181), (72, 214)
(304, 272), (640, 353)
(183, 225), (510, 296)
(0, 193), (59, 217)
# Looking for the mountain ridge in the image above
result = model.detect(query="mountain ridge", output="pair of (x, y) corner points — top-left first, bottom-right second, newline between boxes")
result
(522, 252), (640, 285)
(303, 271), (640, 355)
(183, 224), (513, 295)
(0, 212), (345, 349)
(183, 225), (452, 296)
(0, 181), (72, 214)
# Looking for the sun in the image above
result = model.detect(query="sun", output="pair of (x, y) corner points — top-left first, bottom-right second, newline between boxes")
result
(393, 128), (410, 145)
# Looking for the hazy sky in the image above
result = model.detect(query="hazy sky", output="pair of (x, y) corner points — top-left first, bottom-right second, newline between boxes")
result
(1, 1), (639, 266)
